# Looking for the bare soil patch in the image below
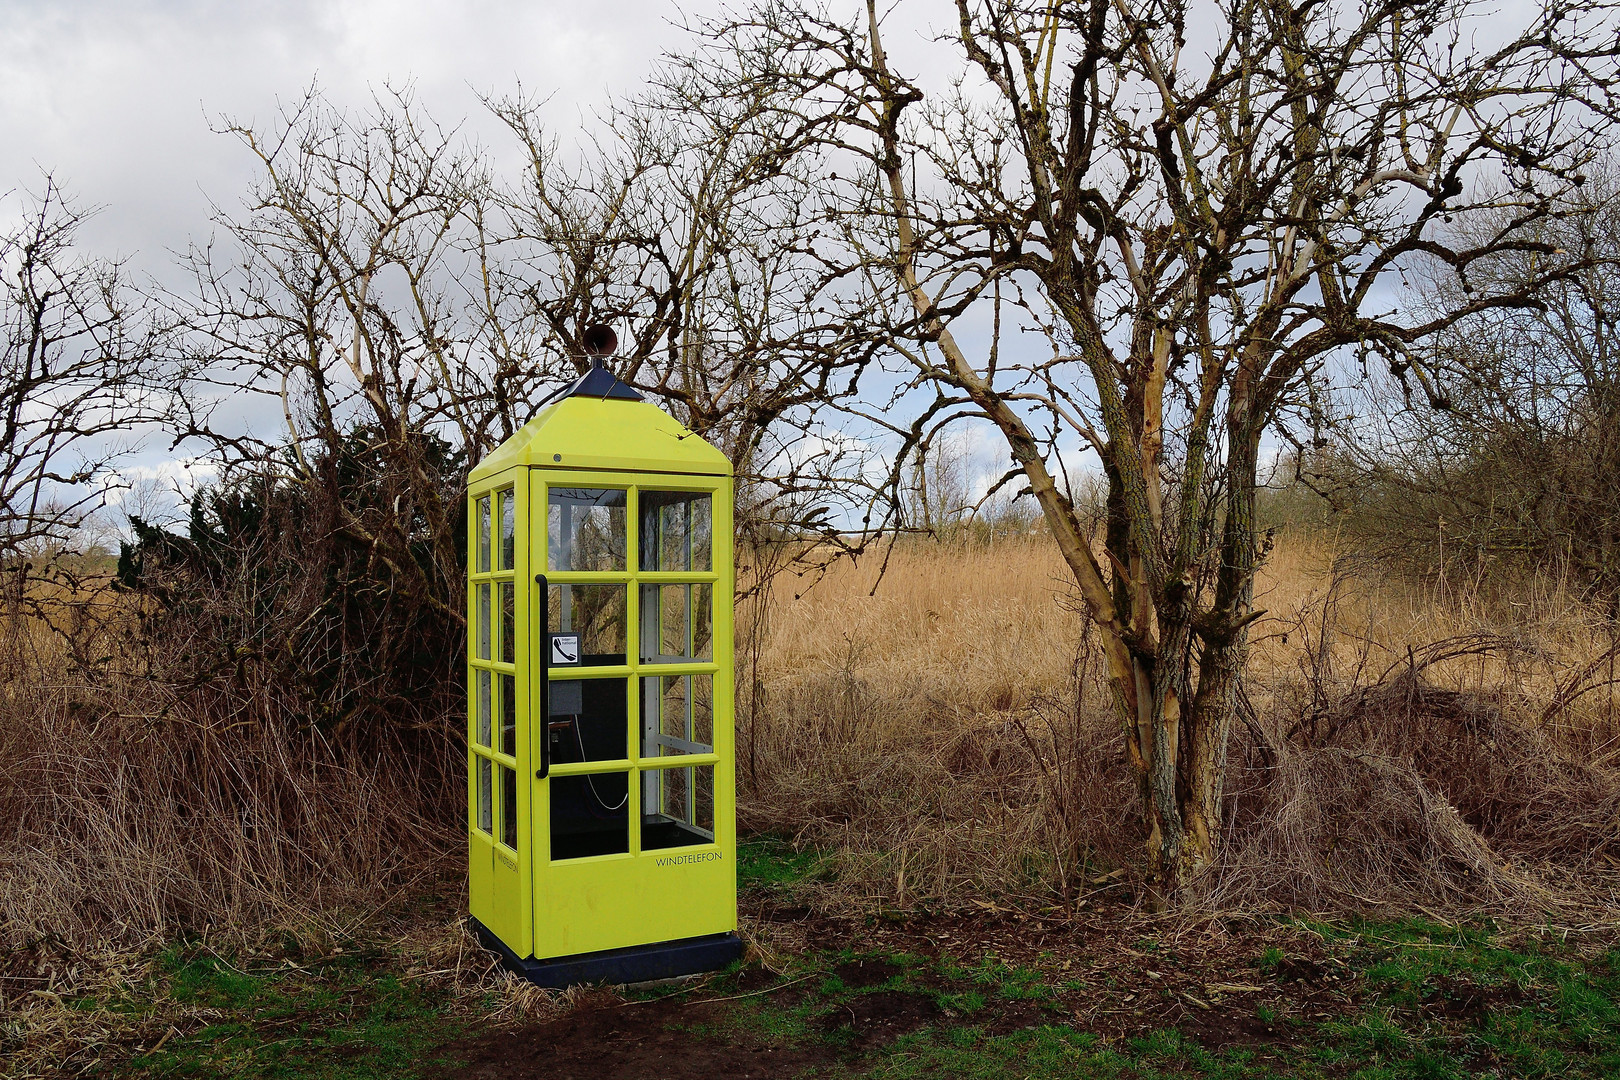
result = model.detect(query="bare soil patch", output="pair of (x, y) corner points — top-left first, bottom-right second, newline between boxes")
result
(821, 989), (940, 1047)
(768, 901), (1358, 1044)
(831, 957), (900, 987)
(434, 989), (833, 1080)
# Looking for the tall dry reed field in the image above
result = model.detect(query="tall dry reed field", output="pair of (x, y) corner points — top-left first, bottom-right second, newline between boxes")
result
(6, 523), (1618, 959)
(740, 530), (1620, 915)
(0, 573), (459, 955)
(739, 538), (1130, 907)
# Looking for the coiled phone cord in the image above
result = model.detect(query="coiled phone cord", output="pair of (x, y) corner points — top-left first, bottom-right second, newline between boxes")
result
(572, 718), (628, 812)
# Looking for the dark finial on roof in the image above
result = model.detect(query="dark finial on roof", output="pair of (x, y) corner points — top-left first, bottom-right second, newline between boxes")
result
(560, 323), (642, 401)
(582, 323), (617, 357)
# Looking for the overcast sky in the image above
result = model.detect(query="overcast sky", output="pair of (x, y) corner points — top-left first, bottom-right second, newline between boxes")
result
(0, 1), (976, 269)
(1, 1), (739, 266)
(1, 0), (1543, 301)
(0, 0), (760, 517)
(1, 0), (987, 521)
(0, 0), (1558, 526)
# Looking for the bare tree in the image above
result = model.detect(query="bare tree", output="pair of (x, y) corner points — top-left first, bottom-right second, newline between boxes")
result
(181, 80), (889, 562)
(483, 73), (892, 542)
(904, 430), (974, 536)
(0, 179), (158, 563)
(156, 79), (893, 736)
(134, 87), (505, 737)
(173, 86), (490, 625)
(687, 0), (1620, 901)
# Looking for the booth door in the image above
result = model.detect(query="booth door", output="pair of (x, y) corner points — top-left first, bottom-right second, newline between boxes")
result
(532, 472), (734, 960)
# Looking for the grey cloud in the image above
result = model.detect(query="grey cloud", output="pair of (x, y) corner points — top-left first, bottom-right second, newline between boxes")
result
(0, 0), (706, 267)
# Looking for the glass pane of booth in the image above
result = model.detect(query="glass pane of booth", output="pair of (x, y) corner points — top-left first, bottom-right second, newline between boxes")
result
(550, 772), (629, 859)
(475, 584), (490, 660)
(640, 674), (714, 758)
(661, 585), (686, 657)
(639, 583), (713, 662)
(545, 677), (626, 764)
(548, 488), (626, 571)
(475, 669), (491, 746)
(499, 582), (515, 664)
(547, 584), (626, 664)
(641, 764), (715, 850)
(500, 764), (517, 849)
(476, 495), (491, 573)
(498, 488), (516, 570)
(476, 755), (492, 833)
(499, 672), (516, 756)
(639, 491), (712, 572)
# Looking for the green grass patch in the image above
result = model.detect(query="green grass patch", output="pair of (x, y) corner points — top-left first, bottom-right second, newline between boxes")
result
(933, 954), (1056, 1004)
(1304, 918), (1620, 1079)
(738, 835), (826, 889)
(52, 912), (1620, 1080)
(91, 944), (465, 1079)
(822, 918), (1620, 1079)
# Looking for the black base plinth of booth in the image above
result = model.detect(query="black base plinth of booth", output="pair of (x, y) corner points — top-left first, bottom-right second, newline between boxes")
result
(469, 918), (745, 988)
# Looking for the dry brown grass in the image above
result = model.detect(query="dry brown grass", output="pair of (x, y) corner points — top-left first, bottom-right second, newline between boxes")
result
(5, 522), (1619, 966)
(739, 538), (1133, 907)
(1247, 531), (1620, 739)
(0, 576), (476, 1073)
(740, 530), (1620, 917)
(0, 580), (459, 954)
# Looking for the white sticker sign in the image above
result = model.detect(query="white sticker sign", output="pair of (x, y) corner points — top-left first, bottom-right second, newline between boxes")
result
(550, 634), (580, 665)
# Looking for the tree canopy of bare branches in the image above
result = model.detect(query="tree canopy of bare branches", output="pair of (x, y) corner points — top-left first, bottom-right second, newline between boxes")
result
(131, 76), (893, 737)
(1, 180), (159, 564)
(681, 0), (1620, 901)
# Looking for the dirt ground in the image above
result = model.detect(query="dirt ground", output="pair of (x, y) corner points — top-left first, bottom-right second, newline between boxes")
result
(431, 895), (1389, 1080)
(8, 867), (1616, 1079)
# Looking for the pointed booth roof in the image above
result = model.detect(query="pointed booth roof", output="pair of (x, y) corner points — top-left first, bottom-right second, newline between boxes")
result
(468, 370), (731, 484)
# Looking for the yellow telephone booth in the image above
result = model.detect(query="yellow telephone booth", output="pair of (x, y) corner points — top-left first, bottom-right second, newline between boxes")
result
(464, 336), (741, 986)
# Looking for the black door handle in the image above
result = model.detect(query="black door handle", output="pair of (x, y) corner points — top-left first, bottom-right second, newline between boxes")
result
(535, 573), (550, 780)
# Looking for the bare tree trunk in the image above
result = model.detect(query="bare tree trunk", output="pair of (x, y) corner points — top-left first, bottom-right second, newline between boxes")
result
(1183, 420), (1260, 878)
